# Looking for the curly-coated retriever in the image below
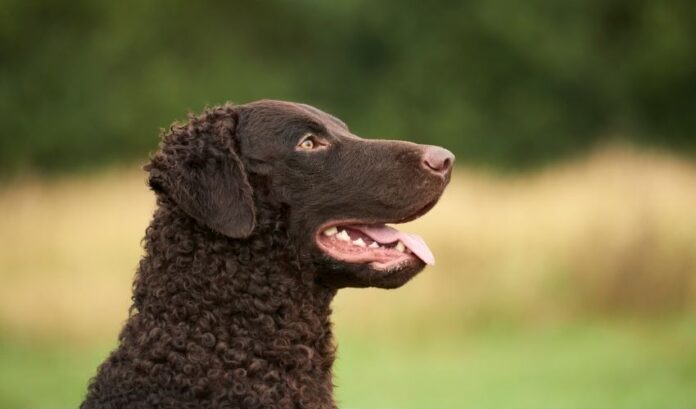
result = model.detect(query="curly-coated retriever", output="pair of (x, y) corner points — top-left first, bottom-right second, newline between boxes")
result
(81, 100), (453, 409)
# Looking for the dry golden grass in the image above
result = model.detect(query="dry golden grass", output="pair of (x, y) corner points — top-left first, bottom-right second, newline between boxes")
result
(1, 144), (695, 343)
(0, 168), (151, 342)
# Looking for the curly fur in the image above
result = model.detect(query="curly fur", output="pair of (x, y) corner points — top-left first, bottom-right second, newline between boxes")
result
(81, 100), (452, 409)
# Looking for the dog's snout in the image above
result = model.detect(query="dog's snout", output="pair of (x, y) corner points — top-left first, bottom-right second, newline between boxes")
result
(422, 146), (454, 175)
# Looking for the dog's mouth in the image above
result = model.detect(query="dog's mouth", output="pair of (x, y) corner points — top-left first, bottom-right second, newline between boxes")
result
(316, 221), (434, 270)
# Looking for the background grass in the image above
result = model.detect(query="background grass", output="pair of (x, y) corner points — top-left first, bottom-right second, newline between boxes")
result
(1, 144), (695, 408)
(2, 319), (695, 409)
(333, 319), (696, 409)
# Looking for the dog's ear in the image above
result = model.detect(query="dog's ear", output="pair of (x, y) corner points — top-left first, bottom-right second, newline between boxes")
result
(145, 105), (256, 238)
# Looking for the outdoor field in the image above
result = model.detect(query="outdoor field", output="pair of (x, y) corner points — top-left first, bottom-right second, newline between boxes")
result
(1, 144), (695, 409)
(4, 1), (696, 408)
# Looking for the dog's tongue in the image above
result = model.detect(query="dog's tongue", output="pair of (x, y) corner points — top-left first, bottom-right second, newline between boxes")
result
(356, 224), (435, 265)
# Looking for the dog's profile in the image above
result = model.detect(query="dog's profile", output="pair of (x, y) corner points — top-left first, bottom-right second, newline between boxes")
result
(81, 100), (453, 409)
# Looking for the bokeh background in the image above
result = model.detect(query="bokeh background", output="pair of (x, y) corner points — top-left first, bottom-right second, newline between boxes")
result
(1, 1), (696, 408)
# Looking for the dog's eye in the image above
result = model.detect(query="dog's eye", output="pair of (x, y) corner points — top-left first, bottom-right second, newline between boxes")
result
(298, 134), (316, 150)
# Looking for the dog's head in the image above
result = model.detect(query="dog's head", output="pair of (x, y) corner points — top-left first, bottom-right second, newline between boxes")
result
(146, 100), (453, 289)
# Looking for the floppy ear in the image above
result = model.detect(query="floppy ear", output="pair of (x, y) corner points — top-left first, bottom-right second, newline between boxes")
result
(145, 105), (256, 238)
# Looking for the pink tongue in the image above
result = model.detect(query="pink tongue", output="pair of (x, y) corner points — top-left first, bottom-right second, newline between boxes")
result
(356, 225), (435, 265)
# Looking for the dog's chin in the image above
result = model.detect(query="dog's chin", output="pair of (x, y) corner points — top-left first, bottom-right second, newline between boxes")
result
(315, 256), (426, 289)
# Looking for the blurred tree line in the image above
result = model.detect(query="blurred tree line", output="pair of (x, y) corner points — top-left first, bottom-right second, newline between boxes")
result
(1, 0), (695, 173)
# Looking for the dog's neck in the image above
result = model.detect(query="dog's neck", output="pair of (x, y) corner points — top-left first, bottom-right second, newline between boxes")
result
(101, 203), (338, 409)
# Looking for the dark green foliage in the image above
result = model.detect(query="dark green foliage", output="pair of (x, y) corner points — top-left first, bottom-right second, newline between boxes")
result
(1, 0), (695, 173)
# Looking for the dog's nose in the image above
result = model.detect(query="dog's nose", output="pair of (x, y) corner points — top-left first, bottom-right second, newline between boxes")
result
(422, 146), (455, 175)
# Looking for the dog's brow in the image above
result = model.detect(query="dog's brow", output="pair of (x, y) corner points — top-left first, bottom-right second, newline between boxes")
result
(278, 119), (327, 146)
(292, 119), (326, 136)
(298, 103), (348, 131)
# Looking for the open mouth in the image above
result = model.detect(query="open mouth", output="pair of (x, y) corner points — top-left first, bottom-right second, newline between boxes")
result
(316, 223), (435, 270)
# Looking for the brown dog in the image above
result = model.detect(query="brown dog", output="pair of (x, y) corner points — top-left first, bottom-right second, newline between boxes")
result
(82, 100), (453, 409)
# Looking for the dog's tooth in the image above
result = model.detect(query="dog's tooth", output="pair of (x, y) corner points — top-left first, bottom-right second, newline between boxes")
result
(368, 241), (380, 249)
(336, 230), (351, 242)
(352, 238), (366, 247)
(323, 227), (338, 236)
(395, 241), (406, 252)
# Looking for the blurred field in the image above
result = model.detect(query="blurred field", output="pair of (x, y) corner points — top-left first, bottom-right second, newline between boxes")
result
(1, 144), (696, 408)
(2, 319), (695, 409)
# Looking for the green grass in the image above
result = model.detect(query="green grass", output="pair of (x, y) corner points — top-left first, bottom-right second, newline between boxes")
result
(336, 318), (696, 409)
(2, 319), (695, 409)
(0, 339), (112, 409)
